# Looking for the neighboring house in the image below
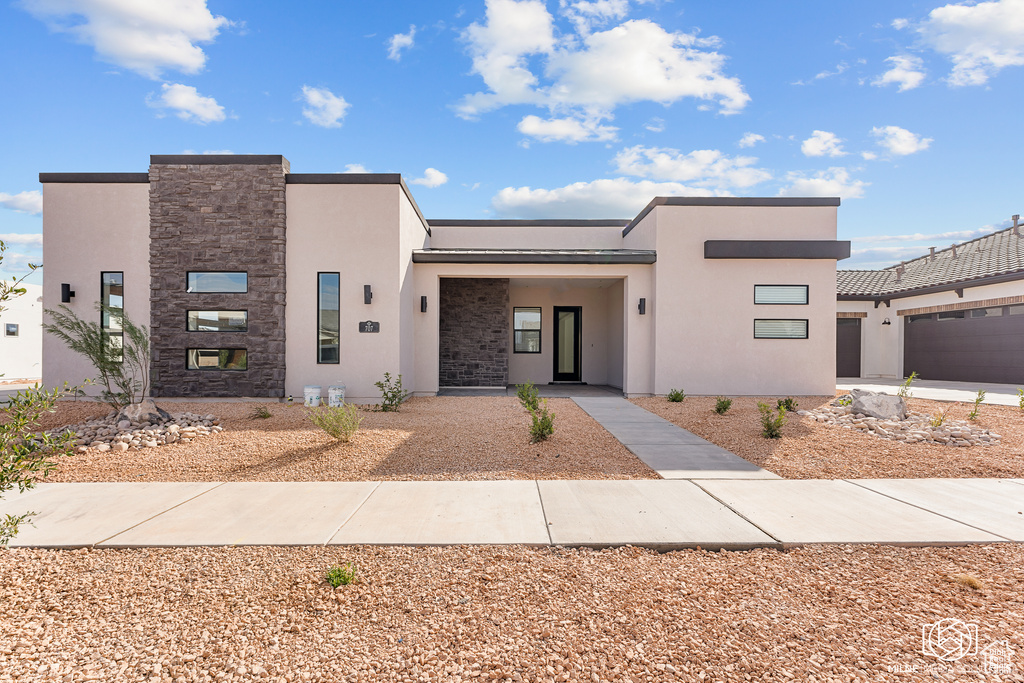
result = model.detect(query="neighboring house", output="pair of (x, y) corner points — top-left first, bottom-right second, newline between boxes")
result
(0, 282), (43, 381)
(40, 155), (849, 401)
(836, 220), (1024, 383)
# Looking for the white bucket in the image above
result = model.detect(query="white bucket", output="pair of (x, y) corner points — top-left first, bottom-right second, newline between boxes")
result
(303, 385), (322, 407)
(328, 385), (346, 407)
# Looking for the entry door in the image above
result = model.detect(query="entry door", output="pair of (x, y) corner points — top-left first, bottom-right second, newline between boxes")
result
(836, 318), (861, 377)
(553, 306), (582, 382)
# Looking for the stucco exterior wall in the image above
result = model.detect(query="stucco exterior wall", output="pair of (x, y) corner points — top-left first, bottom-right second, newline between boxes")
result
(650, 205), (839, 396)
(0, 283), (43, 380)
(284, 184), (404, 402)
(398, 190), (430, 392)
(41, 183), (151, 394)
(428, 225), (625, 250)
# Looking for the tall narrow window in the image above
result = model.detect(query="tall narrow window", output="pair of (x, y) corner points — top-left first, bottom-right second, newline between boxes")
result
(513, 307), (542, 353)
(318, 272), (340, 363)
(101, 272), (124, 362)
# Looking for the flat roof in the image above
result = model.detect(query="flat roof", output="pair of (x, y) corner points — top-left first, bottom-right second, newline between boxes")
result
(412, 249), (656, 264)
(623, 196), (841, 236)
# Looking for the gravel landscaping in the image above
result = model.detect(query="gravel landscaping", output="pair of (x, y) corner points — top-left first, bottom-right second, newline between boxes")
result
(631, 395), (1024, 479)
(41, 397), (658, 482)
(2, 543), (1022, 682)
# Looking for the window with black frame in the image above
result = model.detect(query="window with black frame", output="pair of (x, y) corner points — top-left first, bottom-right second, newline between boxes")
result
(513, 307), (542, 353)
(101, 272), (124, 362)
(318, 273), (340, 363)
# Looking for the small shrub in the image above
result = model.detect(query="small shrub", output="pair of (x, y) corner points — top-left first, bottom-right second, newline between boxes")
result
(1018, 388), (1024, 411)
(249, 404), (272, 419)
(713, 396), (733, 414)
(776, 397), (798, 412)
(375, 372), (410, 412)
(930, 407), (950, 428)
(836, 395), (852, 406)
(667, 388), (686, 403)
(968, 389), (986, 421)
(529, 399), (555, 443)
(897, 371), (918, 399)
(308, 403), (363, 442)
(326, 563), (358, 587)
(951, 573), (984, 591)
(516, 381), (540, 412)
(757, 401), (786, 439)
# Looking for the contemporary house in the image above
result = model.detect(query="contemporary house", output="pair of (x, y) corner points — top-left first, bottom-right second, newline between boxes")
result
(0, 282), (43, 381)
(41, 155), (849, 401)
(837, 220), (1024, 384)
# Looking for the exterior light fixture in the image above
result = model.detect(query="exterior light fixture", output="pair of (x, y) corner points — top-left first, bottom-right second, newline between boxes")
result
(364, 285), (372, 304)
(882, 317), (891, 325)
(638, 297), (646, 315)
(61, 283), (75, 303)
(420, 295), (427, 313)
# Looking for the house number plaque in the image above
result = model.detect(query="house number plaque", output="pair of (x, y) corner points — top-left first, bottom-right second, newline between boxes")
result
(359, 321), (380, 333)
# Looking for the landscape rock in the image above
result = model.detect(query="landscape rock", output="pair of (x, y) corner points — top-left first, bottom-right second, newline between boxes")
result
(39, 409), (219, 454)
(850, 390), (907, 421)
(116, 398), (173, 426)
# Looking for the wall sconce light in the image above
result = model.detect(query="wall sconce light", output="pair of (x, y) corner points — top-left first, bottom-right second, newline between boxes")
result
(363, 285), (373, 304)
(420, 295), (427, 313)
(882, 317), (891, 325)
(61, 283), (76, 303)
(638, 297), (646, 315)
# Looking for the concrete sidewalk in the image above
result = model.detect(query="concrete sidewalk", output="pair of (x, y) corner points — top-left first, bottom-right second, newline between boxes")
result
(2, 479), (1021, 550)
(837, 378), (1021, 407)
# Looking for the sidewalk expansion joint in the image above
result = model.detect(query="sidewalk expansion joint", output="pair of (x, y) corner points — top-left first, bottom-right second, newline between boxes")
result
(93, 482), (227, 547)
(323, 481), (382, 545)
(690, 480), (783, 545)
(535, 480), (554, 546)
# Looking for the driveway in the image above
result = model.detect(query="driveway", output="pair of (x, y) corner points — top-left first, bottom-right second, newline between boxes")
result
(837, 377), (1020, 407)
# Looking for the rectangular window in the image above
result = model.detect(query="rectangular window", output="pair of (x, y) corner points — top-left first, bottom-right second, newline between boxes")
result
(187, 348), (248, 370)
(1008, 305), (1024, 316)
(754, 319), (808, 339)
(187, 272), (248, 293)
(187, 310), (248, 332)
(513, 307), (542, 353)
(4, 323), (17, 337)
(318, 273), (340, 363)
(754, 285), (809, 305)
(101, 271), (124, 362)
(908, 313), (934, 323)
(938, 310), (965, 321)
(971, 307), (1003, 318)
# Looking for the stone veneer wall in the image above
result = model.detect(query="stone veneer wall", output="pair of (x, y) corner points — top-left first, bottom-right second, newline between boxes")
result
(438, 278), (509, 387)
(149, 158), (288, 397)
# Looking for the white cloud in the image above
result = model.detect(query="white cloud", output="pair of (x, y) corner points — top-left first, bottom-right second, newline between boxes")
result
(300, 85), (350, 128)
(861, 151), (878, 160)
(844, 245), (935, 269)
(0, 191), (43, 215)
(517, 114), (618, 142)
(892, 18), (910, 30)
(918, 0), (1024, 86)
(411, 168), (449, 188)
(851, 227), (992, 243)
(793, 61), (849, 85)
(737, 132), (765, 148)
(343, 164), (371, 173)
(778, 167), (867, 199)
(0, 233), (43, 248)
(148, 83), (225, 124)
(0, 251), (37, 274)
(20, 0), (230, 79)
(871, 125), (933, 155)
(644, 117), (665, 133)
(387, 25), (416, 61)
(873, 55), (927, 91)
(492, 177), (726, 218)
(613, 145), (771, 189)
(800, 130), (846, 157)
(456, 0), (749, 133)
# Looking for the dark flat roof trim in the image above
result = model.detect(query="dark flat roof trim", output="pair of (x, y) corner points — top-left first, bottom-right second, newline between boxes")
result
(285, 173), (403, 184)
(151, 155), (286, 165)
(837, 269), (1024, 301)
(39, 173), (149, 183)
(705, 240), (851, 260)
(623, 196), (841, 236)
(428, 219), (630, 227)
(412, 250), (656, 264)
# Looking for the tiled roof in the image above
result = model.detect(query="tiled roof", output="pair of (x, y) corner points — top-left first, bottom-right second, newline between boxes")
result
(837, 225), (1024, 296)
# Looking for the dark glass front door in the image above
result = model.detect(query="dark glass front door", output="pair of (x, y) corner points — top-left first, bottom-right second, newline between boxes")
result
(553, 306), (582, 382)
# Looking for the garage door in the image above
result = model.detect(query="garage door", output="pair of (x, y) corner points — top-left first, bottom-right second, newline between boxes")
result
(903, 304), (1024, 383)
(836, 318), (861, 377)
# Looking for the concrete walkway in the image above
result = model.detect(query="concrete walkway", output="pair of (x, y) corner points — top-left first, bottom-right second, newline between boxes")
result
(572, 397), (778, 479)
(2, 479), (1022, 550)
(837, 378), (1021, 407)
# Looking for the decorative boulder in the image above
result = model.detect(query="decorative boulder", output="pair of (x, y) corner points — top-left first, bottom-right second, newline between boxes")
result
(850, 389), (907, 421)
(117, 398), (172, 425)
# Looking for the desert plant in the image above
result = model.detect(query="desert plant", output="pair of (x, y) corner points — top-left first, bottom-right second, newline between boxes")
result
(374, 372), (410, 412)
(1018, 388), (1024, 411)
(835, 395), (852, 406)
(529, 399), (555, 443)
(896, 371), (918, 399)
(930, 407), (950, 428)
(516, 381), (540, 412)
(43, 303), (150, 410)
(757, 401), (787, 439)
(968, 390), (986, 420)
(308, 403), (363, 442)
(667, 388), (686, 403)
(325, 562), (358, 587)
(714, 396), (733, 414)
(249, 404), (272, 419)
(777, 397), (799, 412)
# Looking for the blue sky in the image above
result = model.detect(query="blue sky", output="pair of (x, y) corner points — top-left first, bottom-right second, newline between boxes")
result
(2, 0), (1023, 282)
